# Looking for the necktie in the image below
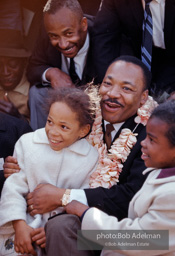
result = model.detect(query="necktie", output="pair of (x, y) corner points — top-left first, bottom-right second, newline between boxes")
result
(105, 123), (115, 150)
(141, 0), (153, 71)
(69, 58), (81, 86)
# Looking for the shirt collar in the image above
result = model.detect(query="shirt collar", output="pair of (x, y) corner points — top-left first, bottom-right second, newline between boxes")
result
(142, 0), (164, 7)
(104, 120), (124, 133)
(75, 32), (89, 59)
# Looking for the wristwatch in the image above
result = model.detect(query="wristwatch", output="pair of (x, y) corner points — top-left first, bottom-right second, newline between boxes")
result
(61, 189), (71, 206)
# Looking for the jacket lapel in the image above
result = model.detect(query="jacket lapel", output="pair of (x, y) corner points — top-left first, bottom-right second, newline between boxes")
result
(112, 114), (138, 144)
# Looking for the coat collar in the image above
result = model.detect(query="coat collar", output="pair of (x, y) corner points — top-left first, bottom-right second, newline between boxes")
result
(33, 128), (91, 156)
(143, 167), (175, 184)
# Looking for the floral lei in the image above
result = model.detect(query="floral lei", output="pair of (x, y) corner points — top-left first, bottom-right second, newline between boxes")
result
(87, 95), (158, 189)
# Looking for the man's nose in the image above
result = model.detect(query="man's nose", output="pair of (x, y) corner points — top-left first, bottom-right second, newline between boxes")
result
(58, 37), (69, 49)
(107, 85), (121, 98)
(0, 65), (10, 76)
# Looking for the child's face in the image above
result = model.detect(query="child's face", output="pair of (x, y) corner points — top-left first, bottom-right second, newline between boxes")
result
(141, 117), (175, 169)
(45, 102), (89, 151)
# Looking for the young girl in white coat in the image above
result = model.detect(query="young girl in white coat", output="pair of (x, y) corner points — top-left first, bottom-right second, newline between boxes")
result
(65, 100), (175, 256)
(0, 87), (99, 256)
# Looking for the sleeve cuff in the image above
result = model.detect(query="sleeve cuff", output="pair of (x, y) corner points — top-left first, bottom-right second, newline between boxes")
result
(70, 189), (88, 206)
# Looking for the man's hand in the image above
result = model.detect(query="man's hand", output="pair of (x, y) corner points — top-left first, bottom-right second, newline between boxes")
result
(3, 156), (20, 178)
(31, 227), (46, 249)
(13, 220), (37, 256)
(26, 184), (65, 215)
(46, 68), (74, 88)
(65, 200), (89, 217)
(0, 95), (22, 118)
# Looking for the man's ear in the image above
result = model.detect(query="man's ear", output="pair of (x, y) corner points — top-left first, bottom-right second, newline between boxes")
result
(81, 17), (88, 32)
(79, 124), (91, 139)
(140, 89), (149, 106)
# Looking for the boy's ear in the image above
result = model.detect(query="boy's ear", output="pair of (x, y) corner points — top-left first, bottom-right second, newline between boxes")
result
(79, 124), (91, 138)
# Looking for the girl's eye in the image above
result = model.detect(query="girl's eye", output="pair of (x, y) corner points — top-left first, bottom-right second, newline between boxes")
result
(61, 125), (68, 130)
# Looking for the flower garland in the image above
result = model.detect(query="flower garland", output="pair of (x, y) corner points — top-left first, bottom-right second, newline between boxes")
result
(87, 96), (158, 188)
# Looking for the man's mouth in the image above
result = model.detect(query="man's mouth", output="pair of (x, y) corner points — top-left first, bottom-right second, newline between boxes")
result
(1, 79), (14, 85)
(59, 45), (76, 56)
(102, 99), (124, 112)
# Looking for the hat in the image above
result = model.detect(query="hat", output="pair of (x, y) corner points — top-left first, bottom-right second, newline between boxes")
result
(0, 0), (31, 58)
(0, 29), (31, 58)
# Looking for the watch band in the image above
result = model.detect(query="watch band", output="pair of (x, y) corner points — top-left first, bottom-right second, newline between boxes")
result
(61, 189), (71, 206)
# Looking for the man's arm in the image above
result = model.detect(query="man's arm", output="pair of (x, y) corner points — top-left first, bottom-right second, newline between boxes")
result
(84, 124), (147, 221)
(84, 154), (147, 220)
(4, 152), (146, 219)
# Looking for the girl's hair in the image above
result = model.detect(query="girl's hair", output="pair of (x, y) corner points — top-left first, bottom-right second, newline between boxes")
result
(150, 100), (175, 146)
(46, 87), (97, 135)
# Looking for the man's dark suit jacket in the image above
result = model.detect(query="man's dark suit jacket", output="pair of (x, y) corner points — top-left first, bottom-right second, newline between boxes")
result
(92, 0), (175, 93)
(85, 115), (147, 220)
(27, 16), (96, 86)
(0, 113), (32, 195)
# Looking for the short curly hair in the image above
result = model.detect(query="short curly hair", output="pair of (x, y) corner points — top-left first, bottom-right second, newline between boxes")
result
(43, 0), (83, 21)
(150, 100), (175, 146)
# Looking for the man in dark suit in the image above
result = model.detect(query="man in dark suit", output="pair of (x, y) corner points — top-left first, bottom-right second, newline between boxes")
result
(21, 56), (153, 256)
(92, 0), (175, 96)
(0, 113), (32, 195)
(27, 0), (96, 130)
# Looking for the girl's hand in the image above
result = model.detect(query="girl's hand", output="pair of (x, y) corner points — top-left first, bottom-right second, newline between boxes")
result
(13, 220), (37, 256)
(31, 227), (46, 248)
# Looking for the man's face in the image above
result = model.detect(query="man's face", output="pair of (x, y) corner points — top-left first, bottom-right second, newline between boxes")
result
(99, 61), (148, 124)
(44, 7), (88, 58)
(0, 56), (26, 91)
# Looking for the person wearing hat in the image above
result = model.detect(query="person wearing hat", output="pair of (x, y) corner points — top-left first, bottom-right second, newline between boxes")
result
(0, 0), (31, 121)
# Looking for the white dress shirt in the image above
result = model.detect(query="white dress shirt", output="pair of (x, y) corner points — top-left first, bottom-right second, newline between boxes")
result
(42, 33), (90, 84)
(142, 0), (165, 49)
